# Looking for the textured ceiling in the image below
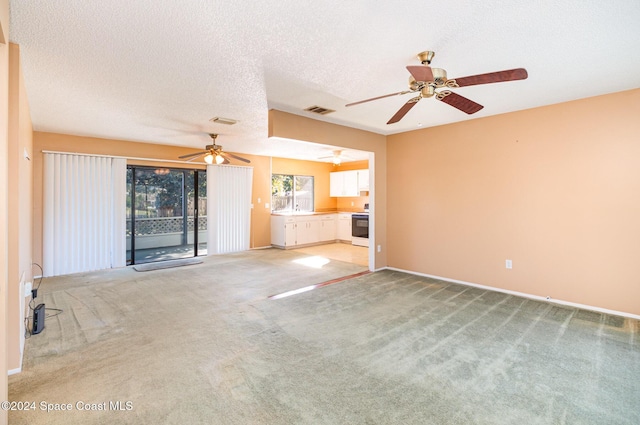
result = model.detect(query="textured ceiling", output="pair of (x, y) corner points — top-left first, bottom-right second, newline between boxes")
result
(9, 1), (640, 163)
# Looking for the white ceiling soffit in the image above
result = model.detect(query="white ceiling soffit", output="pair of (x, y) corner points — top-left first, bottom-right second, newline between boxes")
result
(9, 1), (640, 163)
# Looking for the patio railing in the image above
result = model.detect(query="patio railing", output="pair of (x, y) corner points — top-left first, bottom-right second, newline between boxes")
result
(126, 216), (207, 236)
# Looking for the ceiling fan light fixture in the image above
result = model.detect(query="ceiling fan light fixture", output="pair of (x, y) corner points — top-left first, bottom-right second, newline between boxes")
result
(178, 133), (251, 164)
(332, 156), (341, 165)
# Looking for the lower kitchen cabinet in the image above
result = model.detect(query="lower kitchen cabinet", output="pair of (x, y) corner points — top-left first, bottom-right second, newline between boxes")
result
(271, 214), (338, 248)
(296, 216), (321, 245)
(319, 215), (337, 242)
(270, 216), (297, 248)
(337, 213), (352, 242)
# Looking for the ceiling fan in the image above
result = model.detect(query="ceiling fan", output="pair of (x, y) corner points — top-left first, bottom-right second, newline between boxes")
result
(178, 133), (251, 164)
(318, 149), (350, 165)
(346, 50), (528, 124)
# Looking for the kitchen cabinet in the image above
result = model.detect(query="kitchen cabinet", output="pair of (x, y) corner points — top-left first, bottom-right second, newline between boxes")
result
(319, 214), (337, 242)
(337, 213), (352, 242)
(296, 216), (321, 245)
(271, 212), (355, 248)
(330, 170), (359, 197)
(330, 169), (368, 197)
(271, 214), (336, 248)
(357, 169), (369, 191)
(271, 216), (297, 247)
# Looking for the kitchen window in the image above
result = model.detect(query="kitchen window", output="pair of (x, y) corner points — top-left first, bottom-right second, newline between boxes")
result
(271, 174), (314, 213)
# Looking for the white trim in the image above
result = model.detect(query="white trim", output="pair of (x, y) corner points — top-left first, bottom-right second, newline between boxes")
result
(367, 152), (375, 272)
(8, 367), (21, 376)
(385, 266), (640, 321)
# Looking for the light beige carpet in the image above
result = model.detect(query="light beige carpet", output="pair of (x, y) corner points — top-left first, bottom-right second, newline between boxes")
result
(8, 248), (640, 424)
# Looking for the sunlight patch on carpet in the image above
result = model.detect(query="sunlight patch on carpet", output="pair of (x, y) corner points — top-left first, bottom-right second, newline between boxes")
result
(292, 255), (331, 269)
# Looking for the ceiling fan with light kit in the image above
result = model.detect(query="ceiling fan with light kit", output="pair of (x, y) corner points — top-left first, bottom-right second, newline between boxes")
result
(178, 133), (251, 164)
(318, 149), (351, 165)
(346, 50), (528, 124)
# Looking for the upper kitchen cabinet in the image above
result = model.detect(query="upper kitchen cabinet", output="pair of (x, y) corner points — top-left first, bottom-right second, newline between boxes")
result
(330, 169), (369, 197)
(357, 169), (369, 191)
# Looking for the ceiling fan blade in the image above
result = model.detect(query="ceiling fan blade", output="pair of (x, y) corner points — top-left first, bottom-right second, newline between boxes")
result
(223, 152), (251, 163)
(437, 91), (484, 114)
(387, 96), (421, 124)
(346, 90), (412, 107)
(452, 68), (528, 87)
(406, 65), (434, 82)
(186, 155), (205, 163)
(179, 151), (208, 159)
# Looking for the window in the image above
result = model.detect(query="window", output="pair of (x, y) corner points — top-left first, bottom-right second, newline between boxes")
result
(271, 174), (314, 213)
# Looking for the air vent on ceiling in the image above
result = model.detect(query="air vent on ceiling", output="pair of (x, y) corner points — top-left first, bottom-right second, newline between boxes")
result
(304, 105), (335, 115)
(209, 117), (237, 125)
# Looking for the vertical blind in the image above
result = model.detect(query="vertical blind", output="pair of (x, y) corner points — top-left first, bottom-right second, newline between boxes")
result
(43, 153), (126, 276)
(207, 165), (253, 254)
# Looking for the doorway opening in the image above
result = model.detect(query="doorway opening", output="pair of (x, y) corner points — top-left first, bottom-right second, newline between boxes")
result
(126, 166), (207, 265)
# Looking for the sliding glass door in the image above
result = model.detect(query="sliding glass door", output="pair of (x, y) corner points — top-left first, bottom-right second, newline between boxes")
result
(126, 166), (206, 265)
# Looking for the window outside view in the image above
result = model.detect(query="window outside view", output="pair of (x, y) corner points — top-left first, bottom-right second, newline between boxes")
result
(271, 174), (314, 213)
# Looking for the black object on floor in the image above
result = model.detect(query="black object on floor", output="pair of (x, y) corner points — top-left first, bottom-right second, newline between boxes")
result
(33, 303), (45, 334)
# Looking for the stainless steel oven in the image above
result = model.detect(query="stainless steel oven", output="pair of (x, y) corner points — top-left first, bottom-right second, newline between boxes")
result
(352, 213), (369, 247)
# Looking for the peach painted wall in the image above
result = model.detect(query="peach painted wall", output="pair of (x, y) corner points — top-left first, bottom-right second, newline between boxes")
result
(268, 110), (386, 270)
(333, 160), (370, 212)
(387, 88), (640, 316)
(1, 0), (10, 411)
(7, 43), (33, 371)
(271, 157), (337, 212)
(32, 132), (273, 266)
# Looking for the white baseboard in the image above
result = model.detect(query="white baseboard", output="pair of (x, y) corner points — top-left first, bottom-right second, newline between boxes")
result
(8, 367), (22, 376)
(384, 267), (640, 321)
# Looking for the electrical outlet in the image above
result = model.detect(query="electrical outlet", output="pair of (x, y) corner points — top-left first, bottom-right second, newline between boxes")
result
(377, 245), (381, 253)
(505, 259), (512, 269)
